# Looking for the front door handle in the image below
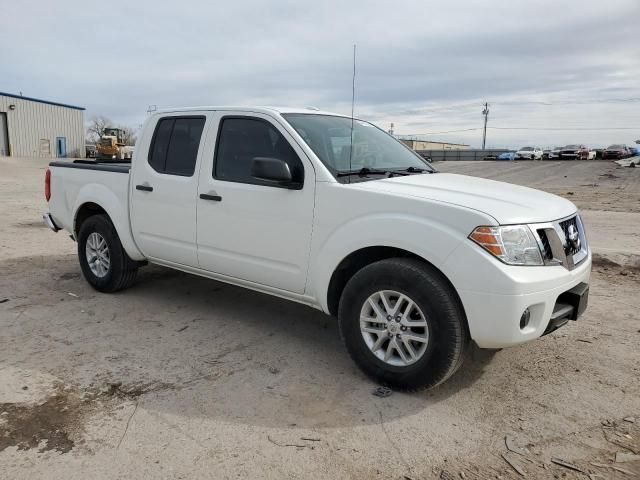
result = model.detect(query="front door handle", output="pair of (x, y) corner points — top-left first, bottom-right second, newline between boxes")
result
(200, 193), (222, 202)
(136, 184), (153, 192)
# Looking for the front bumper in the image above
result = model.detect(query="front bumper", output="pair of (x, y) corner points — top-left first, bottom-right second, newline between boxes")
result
(443, 240), (591, 348)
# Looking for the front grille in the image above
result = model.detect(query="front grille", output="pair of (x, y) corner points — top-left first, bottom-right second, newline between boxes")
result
(559, 216), (580, 255)
(530, 214), (587, 270)
(537, 229), (553, 260)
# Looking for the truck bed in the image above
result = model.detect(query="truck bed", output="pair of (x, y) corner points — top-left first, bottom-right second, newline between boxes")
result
(48, 159), (135, 255)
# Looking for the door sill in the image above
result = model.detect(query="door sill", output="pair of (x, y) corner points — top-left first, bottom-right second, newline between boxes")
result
(146, 257), (321, 310)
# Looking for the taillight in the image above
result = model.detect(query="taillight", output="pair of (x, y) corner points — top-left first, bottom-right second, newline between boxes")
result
(45, 168), (51, 202)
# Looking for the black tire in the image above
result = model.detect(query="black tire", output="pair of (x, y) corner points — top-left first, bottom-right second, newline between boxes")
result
(77, 214), (138, 293)
(338, 258), (469, 391)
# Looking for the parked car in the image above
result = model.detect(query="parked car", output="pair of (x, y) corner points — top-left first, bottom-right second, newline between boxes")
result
(546, 147), (561, 160)
(43, 106), (591, 391)
(515, 146), (543, 160)
(497, 152), (515, 161)
(559, 145), (595, 160)
(628, 147), (639, 157)
(603, 145), (632, 159)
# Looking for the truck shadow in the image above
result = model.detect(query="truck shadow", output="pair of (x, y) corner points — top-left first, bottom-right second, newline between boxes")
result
(1, 255), (498, 429)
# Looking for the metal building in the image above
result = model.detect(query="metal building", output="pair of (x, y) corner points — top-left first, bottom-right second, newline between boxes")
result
(397, 137), (470, 151)
(0, 92), (85, 158)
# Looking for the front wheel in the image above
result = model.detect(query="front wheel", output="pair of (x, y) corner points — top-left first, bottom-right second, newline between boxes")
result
(338, 258), (469, 391)
(77, 214), (138, 292)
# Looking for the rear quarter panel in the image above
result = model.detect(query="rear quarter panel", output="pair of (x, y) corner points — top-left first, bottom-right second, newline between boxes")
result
(48, 166), (145, 260)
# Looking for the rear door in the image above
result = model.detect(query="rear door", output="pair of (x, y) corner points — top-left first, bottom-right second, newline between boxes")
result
(130, 113), (209, 266)
(196, 112), (315, 293)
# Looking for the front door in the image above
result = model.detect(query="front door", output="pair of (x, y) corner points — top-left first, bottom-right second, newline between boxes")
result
(56, 137), (66, 157)
(130, 114), (208, 267)
(196, 113), (315, 293)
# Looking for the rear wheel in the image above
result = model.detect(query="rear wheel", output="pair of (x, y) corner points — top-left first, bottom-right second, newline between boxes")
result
(338, 258), (469, 391)
(77, 214), (138, 292)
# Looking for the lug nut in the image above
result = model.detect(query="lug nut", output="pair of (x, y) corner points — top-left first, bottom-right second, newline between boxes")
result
(386, 315), (392, 321)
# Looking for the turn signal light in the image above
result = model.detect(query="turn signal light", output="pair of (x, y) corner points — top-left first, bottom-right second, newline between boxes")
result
(469, 227), (505, 257)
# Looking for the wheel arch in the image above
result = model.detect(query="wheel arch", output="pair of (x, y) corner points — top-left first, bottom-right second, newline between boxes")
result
(74, 202), (108, 238)
(73, 184), (145, 260)
(325, 245), (467, 325)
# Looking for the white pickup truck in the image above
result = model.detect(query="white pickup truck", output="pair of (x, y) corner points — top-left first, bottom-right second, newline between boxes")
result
(44, 107), (591, 390)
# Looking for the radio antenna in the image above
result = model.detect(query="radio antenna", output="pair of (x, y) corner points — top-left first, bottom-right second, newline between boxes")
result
(348, 44), (356, 183)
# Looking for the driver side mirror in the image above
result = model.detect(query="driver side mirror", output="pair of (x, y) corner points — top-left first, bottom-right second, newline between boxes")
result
(251, 157), (300, 189)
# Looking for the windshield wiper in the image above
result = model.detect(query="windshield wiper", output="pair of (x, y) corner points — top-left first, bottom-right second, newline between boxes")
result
(336, 167), (408, 177)
(393, 166), (435, 174)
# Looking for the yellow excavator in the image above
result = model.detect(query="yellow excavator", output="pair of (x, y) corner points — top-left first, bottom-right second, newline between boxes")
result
(96, 128), (134, 161)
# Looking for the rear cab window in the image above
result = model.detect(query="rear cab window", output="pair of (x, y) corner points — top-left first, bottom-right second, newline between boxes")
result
(148, 116), (206, 176)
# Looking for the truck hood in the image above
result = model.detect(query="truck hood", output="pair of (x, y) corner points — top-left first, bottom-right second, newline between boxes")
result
(355, 173), (577, 224)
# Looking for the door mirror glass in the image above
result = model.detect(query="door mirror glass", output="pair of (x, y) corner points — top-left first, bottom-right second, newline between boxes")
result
(251, 157), (296, 187)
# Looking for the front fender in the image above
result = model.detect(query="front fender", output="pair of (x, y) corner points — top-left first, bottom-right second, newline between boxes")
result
(310, 213), (469, 313)
(73, 183), (145, 260)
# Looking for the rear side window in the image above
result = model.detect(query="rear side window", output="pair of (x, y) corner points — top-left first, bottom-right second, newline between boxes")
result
(148, 116), (205, 176)
(214, 117), (303, 186)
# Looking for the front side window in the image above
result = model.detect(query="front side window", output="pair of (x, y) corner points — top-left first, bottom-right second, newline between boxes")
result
(214, 117), (304, 186)
(282, 114), (432, 175)
(148, 116), (205, 176)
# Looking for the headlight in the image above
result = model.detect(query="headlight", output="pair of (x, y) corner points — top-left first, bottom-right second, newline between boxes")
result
(469, 225), (543, 266)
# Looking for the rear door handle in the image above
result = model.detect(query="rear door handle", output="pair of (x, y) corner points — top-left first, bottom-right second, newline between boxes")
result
(136, 184), (153, 192)
(200, 193), (222, 202)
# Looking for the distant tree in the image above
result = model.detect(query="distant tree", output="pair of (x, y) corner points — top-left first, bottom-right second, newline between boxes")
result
(86, 116), (137, 145)
(118, 125), (138, 146)
(86, 116), (112, 143)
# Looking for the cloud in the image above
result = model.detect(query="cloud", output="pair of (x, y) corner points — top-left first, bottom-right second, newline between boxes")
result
(1, 0), (638, 147)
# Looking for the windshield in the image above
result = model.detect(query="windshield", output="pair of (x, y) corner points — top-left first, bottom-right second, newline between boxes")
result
(565, 145), (580, 149)
(282, 114), (432, 175)
(520, 147), (533, 151)
(607, 145), (624, 149)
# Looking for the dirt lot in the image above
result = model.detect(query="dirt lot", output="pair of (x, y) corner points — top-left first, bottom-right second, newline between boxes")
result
(1, 157), (639, 479)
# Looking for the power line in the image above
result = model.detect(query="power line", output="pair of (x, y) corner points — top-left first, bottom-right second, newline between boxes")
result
(401, 126), (639, 135)
(407, 97), (640, 114)
(399, 128), (482, 135)
(490, 126), (640, 131)
(496, 98), (640, 106)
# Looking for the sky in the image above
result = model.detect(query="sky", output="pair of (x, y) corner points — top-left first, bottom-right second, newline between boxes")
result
(1, 0), (639, 149)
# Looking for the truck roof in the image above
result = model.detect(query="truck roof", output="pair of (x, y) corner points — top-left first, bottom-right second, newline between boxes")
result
(155, 106), (348, 117)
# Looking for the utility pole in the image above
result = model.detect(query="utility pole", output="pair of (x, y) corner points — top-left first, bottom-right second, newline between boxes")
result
(481, 102), (489, 150)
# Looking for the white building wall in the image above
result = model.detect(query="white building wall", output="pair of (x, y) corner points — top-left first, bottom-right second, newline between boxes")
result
(0, 94), (85, 158)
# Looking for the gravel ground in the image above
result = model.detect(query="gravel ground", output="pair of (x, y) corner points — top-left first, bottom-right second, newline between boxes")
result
(1, 157), (638, 479)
